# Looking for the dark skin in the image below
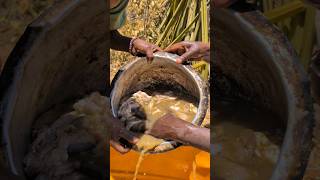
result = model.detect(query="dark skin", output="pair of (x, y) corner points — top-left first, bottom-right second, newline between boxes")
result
(109, 21), (161, 153)
(141, 0), (320, 154)
(110, 30), (162, 62)
(146, 114), (210, 152)
(109, 31), (161, 153)
(109, 41), (211, 153)
(150, 41), (212, 152)
(109, 0), (235, 153)
(109, 40), (211, 153)
(108, 116), (139, 154)
(165, 41), (210, 63)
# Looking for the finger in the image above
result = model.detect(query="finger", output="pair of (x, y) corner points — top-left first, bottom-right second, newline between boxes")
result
(175, 57), (184, 64)
(110, 140), (131, 154)
(165, 41), (192, 52)
(153, 45), (162, 52)
(146, 47), (154, 62)
(176, 48), (199, 64)
(145, 129), (151, 135)
(121, 129), (139, 145)
(164, 43), (185, 53)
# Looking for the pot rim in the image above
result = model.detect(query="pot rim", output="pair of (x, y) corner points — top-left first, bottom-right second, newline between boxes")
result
(110, 52), (209, 153)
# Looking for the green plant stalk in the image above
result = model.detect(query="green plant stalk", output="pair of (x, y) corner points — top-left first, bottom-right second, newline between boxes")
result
(264, 1), (305, 23)
(192, 61), (207, 69)
(168, 14), (200, 46)
(159, 4), (173, 32)
(300, 7), (316, 69)
(263, 0), (268, 12)
(176, 2), (189, 38)
(185, 0), (197, 40)
(190, 16), (200, 41)
(172, 15), (182, 43)
(156, 0), (186, 45)
(201, 0), (209, 43)
(290, 14), (304, 55)
(200, 0), (209, 80)
(268, 0), (273, 11)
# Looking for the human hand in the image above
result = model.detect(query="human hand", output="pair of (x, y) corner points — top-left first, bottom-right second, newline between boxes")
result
(108, 116), (139, 154)
(146, 114), (210, 152)
(132, 38), (162, 62)
(164, 41), (210, 64)
(145, 113), (191, 141)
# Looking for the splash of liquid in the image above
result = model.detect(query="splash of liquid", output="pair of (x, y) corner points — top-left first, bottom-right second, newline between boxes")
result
(133, 150), (146, 180)
(118, 90), (210, 179)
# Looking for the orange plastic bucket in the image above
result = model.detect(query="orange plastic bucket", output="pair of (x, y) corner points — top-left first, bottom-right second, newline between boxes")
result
(110, 146), (210, 180)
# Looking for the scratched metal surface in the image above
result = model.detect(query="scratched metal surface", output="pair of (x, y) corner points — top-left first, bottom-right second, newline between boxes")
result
(213, 9), (314, 180)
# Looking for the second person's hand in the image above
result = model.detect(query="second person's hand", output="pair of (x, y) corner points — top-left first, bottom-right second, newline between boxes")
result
(108, 116), (140, 154)
(165, 41), (210, 64)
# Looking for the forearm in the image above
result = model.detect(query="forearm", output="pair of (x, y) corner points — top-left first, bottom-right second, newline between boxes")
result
(176, 124), (210, 152)
(110, 30), (131, 52)
(149, 114), (210, 152)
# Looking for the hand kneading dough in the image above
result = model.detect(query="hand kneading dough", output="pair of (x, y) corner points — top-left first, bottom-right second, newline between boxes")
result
(118, 91), (201, 152)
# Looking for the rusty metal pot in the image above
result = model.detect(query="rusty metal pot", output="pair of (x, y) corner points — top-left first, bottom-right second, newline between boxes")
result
(0, 0), (108, 178)
(310, 53), (320, 103)
(213, 9), (314, 180)
(110, 52), (209, 153)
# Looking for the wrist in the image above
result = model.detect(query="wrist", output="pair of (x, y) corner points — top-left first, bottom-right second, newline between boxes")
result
(129, 37), (139, 56)
(175, 123), (197, 143)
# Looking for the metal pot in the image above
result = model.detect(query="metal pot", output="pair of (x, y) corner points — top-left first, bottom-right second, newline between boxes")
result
(0, 0), (108, 177)
(213, 9), (314, 180)
(110, 52), (209, 153)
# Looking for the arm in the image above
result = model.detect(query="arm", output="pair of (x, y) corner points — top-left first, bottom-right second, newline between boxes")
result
(110, 30), (131, 52)
(146, 114), (210, 152)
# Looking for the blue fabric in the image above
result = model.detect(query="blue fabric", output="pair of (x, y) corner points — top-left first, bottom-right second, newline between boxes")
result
(110, 0), (129, 30)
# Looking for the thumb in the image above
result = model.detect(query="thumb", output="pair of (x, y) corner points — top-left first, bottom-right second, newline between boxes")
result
(146, 48), (154, 62)
(176, 57), (184, 64)
(177, 48), (199, 63)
